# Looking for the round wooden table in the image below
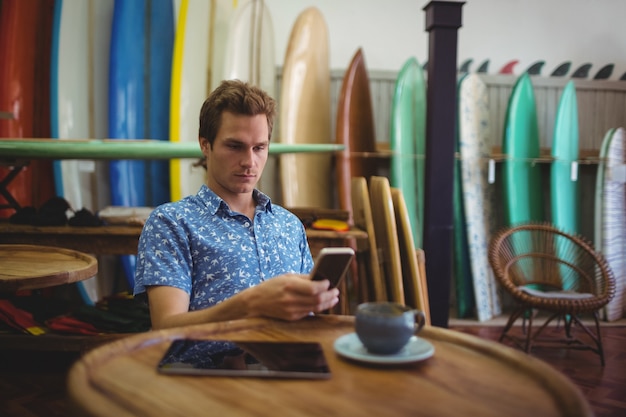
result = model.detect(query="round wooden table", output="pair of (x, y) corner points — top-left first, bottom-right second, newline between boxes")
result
(67, 315), (592, 417)
(0, 244), (97, 292)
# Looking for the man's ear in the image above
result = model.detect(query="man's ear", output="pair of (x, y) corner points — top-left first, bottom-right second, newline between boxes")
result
(199, 136), (210, 153)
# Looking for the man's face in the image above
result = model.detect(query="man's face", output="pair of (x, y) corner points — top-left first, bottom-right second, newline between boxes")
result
(200, 111), (269, 198)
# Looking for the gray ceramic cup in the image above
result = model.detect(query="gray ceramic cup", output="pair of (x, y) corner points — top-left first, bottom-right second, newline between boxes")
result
(355, 302), (426, 355)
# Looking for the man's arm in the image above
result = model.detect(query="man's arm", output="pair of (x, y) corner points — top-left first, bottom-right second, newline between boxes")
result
(146, 274), (340, 329)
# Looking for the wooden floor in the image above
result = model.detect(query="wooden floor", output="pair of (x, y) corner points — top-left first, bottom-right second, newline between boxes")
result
(0, 325), (625, 417)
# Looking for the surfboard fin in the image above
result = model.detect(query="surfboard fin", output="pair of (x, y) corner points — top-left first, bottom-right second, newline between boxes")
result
(571, 63), (592, 78)
(476, 59), (489, 73)
(525, 61), (545, 75)
(498, 60), (519, 74)
(593, 64), (614, 80)
(550, 62), (571, 77)
(459, 58), (472, 73)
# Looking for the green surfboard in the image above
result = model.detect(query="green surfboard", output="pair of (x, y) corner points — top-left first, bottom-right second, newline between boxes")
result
(551, 80), (579, 234)
(452, 73), (475, 318)
(503, 73), (543, 226)
(389, 57), (426, 248)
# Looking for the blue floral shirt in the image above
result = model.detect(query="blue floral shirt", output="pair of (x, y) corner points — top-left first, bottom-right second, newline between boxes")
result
(134, 185), (314, 311)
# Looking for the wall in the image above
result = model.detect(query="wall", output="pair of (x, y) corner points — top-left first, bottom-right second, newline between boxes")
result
(266, 0), (626, 79)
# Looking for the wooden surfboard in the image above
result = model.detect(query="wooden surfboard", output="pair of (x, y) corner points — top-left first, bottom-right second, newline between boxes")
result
(350, 176), (386, 302)
(170, 0), (212, 201)
(335, 48), (377, 216)
(0, 1), (38, 218)
(278, 7), (332, 208)
(389, 56), (426, 246)
(391, 187), (429, 316)
(369, 176), (404, 304)
(594, 128), (625, 321)
(223, 0), (276, 197)
(550, 80), (579, 235)
(459, 73), (501, 321)
(502, 73), (543, 226)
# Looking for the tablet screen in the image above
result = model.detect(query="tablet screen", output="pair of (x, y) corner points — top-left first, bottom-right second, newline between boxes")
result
(157, 339), (331, 379)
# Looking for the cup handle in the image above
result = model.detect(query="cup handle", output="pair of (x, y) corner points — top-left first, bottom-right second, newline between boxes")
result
(414, 310), (426, 334)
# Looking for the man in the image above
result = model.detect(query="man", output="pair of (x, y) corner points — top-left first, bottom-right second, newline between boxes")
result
(134, 80), (339, 329)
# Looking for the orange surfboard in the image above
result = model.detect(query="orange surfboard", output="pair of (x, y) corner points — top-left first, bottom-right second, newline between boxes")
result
(0, 1), (39, 218)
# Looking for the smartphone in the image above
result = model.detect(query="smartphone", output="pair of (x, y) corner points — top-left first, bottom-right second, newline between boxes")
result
(309, 247), (355, 288)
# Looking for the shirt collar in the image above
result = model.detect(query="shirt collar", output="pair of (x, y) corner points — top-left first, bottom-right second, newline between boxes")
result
(197, 185), (273, 215)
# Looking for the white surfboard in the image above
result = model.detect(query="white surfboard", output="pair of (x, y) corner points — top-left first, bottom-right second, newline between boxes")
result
(595, 127), (626, 321)
(170, 0), (212, 201)
(223, 0), (276, 196)
(458, 74), (501, 321)
(52, 0), (96, 212)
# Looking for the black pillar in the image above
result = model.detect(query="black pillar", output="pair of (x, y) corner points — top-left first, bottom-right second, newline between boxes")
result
(422, 1), (464, 327)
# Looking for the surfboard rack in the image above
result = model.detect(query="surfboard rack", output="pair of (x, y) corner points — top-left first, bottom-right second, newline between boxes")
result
(0, 139), (344, 212)
(0, 139), (344, 160)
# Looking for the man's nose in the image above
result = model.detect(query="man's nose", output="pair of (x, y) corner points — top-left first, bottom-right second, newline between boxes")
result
(240, 148), (255, 166)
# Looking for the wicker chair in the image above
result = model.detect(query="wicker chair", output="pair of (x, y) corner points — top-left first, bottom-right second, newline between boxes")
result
(488, 222), (616, 365)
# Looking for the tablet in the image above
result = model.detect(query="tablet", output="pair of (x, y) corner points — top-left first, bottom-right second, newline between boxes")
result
(157, 339), (332, 379)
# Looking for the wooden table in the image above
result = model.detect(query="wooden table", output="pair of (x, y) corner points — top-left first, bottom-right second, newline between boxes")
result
(67, 315), (591, 417)
(0, 244), (97, 292)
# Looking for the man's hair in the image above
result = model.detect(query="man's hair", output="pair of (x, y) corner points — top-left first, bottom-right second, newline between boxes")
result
(198, 79), (277, 147)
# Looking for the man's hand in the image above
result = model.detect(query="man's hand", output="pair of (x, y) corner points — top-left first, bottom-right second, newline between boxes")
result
(244, 274), (340, 321)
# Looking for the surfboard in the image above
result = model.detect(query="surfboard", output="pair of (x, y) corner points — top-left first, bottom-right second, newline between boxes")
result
(369, 176), (404, 305)
(109, 1), (149, 289)
(50, 0), (101, 305)
(209, 0), (240, 90)
(336, 48), (377, 217)
(502, 73), (543, 226)
(51, 0), (96, 212)
(594, 128), (625, 321)
(459, 73), (501, 321)
(32, 0), (56, 210)
(278, 7), (332, 208)
(452, 73), (475, 319)
(223, 0), (276, 196)
(550, 80), (579, 235)
(350, 177), (386, 302)
(391, 187), (429, 316)
(0, 1), (38, 218)
(146, 0), (174, 206)
(169, 0), (212, 202)
(389, 56), (426, 247)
